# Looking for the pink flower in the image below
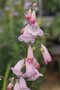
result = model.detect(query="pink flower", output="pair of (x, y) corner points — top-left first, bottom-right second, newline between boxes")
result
(29, 27), (44, 37)
(11, 59), (24, 77)
(27, 45), (40, 69)
(30, 10), (36, 24)
(25, 61), (43, 81)
(40, 44), (52, 64)
(28, 68), (43, 81)
(32, 21), (38, 27)
(7, 82), (13, 90)
(18, 24), (35, 44)
(14, 78), (30, 90)
(19, 77), (30, 90)
(36, 28), (44, 37)
(26, 9), (32, 21)
(14, 80), (20, 90)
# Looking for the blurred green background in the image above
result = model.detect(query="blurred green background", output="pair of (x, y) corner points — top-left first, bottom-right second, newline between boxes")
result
(0, 0), (60, 90)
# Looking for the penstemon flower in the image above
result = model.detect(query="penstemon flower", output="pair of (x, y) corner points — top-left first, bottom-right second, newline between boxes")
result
(26, 9), (32, 22)
(7, 2), (52, 90)
(30, 10), (36, 24)
(19, 77), (30, 90)
(14, 78), (30, 90)
(14, 80), (20, 90)
(25, 60), (43, 81)
(11, 59), (25, 77)
(40, 44), (52, 64)
(27, 45), (40, 69)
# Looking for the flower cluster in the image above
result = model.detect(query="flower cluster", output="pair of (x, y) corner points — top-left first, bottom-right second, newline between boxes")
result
(7, 2), (52, 90)
(18, 9), (44, 44)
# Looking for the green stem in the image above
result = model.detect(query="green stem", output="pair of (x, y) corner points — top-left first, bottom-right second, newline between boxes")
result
(2, 63), (11, 90)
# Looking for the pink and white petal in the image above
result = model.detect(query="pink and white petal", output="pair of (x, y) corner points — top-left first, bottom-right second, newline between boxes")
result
(18, 34), (35, 44)
(27, 46), (40, 69)
(26, 9), (31, 21)
(33, 58), (40, 69)
(27, 45), (34, 59)
(41, 44), (52, 64)
(32, 21), (38, 27)
(25, 61), (36, 78)
(28, 69), (43, 81)
(30, 10), (36, 24)
(37, 28), (44, 37)
(20, 77), (30, 90)
(11, 69), (22, 76)
(11, 59), (24, 76)
(14, 80), (20, 90)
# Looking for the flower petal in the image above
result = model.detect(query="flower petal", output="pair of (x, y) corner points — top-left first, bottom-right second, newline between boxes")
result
(18, 24), (35, 44)
(26, 9), (31, 21)
(30, 10), (36, 24)
(33, 58), (40, 69)
(27, 45), (40, 69)
(11, 59), (24, 76)
(41, 44), (52, 64)
(36, 28), (44, 37)
(14, 80), (20, 90)
(28, 69), (43, 81)
(27, 45), (34, 59)
(20, 77), (30, 90)
(25, 61), (36, 78)
(25, 61), (42, 81)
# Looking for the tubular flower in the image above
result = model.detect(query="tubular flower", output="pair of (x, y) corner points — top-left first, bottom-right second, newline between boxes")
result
(28, 69), (43, 81)
(26, 9), (32, 22)
(27, 45), (40, 69)
(30, 10), (36, 24)
(19, 77), (30, 90)
(14, 80), (20, 90)
(14, 78), (30, 90)
(25, 61), (43, 81)
(40, 44), (52, 64)
(11, 59), (24, 77)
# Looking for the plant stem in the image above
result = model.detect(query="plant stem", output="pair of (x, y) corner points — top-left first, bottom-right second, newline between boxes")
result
(2, 63), (11, 90)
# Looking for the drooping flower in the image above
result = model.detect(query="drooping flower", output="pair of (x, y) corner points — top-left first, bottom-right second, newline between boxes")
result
(27, 45), (40, 69)
(26, 9), (32, 22)
(25, 61), (43, 81)
(19, 77), (30, 90)
(30, 10), (36, 24)
(11, 59), (24, 77)
(14, 78), (30, 90)
(14, 80), (20, 90)
(28, 68), (43, 81)
(7, 82), (13, 90)
(40, 44), (52, 64)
